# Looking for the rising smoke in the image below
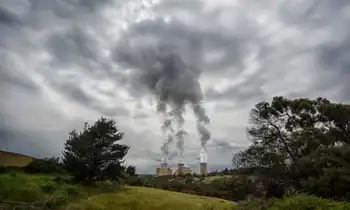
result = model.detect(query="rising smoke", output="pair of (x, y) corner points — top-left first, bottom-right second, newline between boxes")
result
(113, 19), (211, 164)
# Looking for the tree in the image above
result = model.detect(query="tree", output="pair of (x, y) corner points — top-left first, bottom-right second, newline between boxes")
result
(126, 165), (136, 176)
(62, 117), (129, 184)
(234, 96), (350, 199)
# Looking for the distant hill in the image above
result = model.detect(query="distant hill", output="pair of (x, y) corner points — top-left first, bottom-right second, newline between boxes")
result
(0, 150), (36, 167)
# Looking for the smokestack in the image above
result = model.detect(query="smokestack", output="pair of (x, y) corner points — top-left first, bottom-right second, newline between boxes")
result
(199, 147), (208, 176)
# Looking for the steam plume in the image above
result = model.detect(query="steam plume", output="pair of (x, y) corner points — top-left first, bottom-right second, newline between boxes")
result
(113, 20), (211, 163)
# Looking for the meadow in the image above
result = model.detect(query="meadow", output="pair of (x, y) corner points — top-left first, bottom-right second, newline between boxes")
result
(0, 172), (234, 210)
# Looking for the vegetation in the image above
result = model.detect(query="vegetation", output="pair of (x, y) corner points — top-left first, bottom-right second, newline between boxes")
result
(66, 186), (234, 210)
(2, 96), (350, 209)
(24, 157), (64, 174)
(62, 117), (129, 184)
(125, 165), (136, 176)
(0, 172), (233, 210)
(0, 172), (106, 209)
(233, 96), (350, 200)
(236, 195), (350, 210)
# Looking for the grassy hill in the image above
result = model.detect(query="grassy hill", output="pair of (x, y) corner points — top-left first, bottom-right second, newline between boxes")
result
(0, 172), (234, 210)
(0, 150), (35, 167)
(66, 186), (234, 210)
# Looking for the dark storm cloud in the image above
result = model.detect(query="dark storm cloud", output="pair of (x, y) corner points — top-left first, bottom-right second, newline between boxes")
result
(204, 75), (267, 107)
(210, 138), (243, 152)
(95, 106), (130, 118)
(48, 81), (130, 117)
(317, 40), (350, 101)
(0, 129), (52, 158)
(0, 5), (21, 25)
(274, 0), (350, 101)
(277, 0), (350, 29)
(1, 0), (350, 172)
(112, 18), (257, 78)
(154, 0), (204, 13)
(53, 82), (94, 105)
(205, 85), (266, 104)
(0, 65), (38, 93)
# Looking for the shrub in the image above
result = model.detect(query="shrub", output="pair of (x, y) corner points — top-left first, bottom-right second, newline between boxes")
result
(125, 176), (144, 186)
(185, 176), (194, 184)
(236, 195), (350, 210)
(24, 157), (64, 174)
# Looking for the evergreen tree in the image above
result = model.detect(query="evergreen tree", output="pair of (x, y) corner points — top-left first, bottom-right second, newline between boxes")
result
(126, 165), (136, 176)
(62, 117), (129, 184)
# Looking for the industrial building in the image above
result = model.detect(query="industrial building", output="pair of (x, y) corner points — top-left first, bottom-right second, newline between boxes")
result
(175, 164), (192, 176)
(156, 162), (172, 176)
(156, 162), (206, 176)
(156, 167), (172, 176)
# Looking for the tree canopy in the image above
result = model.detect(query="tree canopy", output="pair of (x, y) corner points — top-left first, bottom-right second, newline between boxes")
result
(62, 117), (129, 184)
(233, 96), (350, 199)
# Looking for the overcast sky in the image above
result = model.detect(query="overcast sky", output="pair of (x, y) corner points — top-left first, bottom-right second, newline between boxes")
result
(0, 0), (349, 174)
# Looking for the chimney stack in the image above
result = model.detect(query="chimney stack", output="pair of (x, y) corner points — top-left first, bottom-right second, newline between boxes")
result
(199, 147), (208, 176)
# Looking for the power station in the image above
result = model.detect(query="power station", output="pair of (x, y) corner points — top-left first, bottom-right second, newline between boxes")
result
(156, 155), (207, 176)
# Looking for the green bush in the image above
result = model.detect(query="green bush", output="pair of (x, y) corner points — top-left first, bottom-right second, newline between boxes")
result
(125, 176), (144, 186)
(23, 157), (64, 174)
(236, 195), (350, 210)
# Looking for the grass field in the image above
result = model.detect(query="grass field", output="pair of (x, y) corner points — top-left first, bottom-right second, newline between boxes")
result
(66, 186), (234, 210)
(0, 172), (235, 210)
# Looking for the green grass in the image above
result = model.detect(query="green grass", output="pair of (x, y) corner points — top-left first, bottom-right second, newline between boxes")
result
(65, 186), (234, 210)
(0, 172), (235, 210)
(0, 172), (97, 209)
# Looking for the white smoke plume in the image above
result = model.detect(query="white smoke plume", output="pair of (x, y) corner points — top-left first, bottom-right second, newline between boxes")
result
(199, 147), (208, 163)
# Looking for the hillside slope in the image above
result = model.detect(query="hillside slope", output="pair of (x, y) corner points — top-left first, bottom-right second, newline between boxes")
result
(66, 186), (234, 210)
(0, 150), (35, 167)
(0, 172), (234, 210)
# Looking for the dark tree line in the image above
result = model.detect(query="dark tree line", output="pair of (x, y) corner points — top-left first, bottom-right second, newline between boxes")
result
(233, 96), (350, 200)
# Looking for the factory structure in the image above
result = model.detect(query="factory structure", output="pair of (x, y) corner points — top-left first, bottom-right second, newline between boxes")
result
(156, 148), (208, 176)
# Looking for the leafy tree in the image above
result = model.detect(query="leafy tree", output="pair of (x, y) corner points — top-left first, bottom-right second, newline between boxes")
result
(234, 96), (350, 199)
(126, 165), (136, 176)
(62, 117), (129, 184)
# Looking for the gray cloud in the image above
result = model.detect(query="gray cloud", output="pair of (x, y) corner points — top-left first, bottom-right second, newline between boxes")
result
(0, 0), (350, 173)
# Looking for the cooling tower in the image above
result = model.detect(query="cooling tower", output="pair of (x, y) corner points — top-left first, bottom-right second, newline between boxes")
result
(177, 163), (185, 176)
(157, 162), (169, 176)
(200, 162), (207, 176)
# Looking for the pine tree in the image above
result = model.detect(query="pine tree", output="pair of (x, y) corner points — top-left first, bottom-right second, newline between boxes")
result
(62, 117), (129, 184)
